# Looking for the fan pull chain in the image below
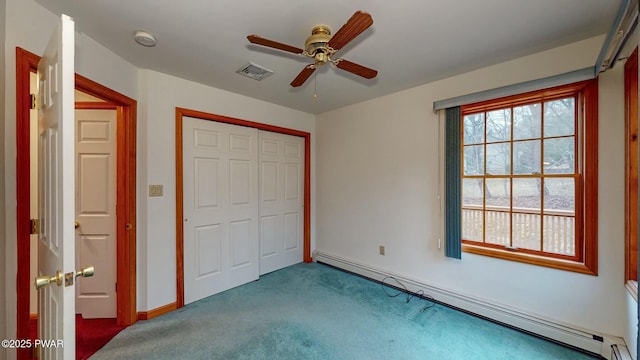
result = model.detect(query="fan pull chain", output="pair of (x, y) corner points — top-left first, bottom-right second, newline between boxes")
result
(313, 70), (318, 99)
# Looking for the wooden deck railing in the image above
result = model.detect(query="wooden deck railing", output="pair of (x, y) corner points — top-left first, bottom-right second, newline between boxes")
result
(462, 205), (575, 255)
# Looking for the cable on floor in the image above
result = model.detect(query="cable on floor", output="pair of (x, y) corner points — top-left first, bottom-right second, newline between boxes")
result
(381, 276), (436, 312)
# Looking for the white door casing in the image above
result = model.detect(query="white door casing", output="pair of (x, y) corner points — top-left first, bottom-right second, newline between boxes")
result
(182, 117), (259, 304)
(258, 131), (304, 275)
(75, 109), (117, 318)
(37, 14), (76, 359)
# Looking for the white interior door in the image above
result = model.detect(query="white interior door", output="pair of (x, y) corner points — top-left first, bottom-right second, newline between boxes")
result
(258, 131), (304, 275)
(75, 108), (117, 318)
(36, 14), (76, 359)
(183, 117), (259, 304)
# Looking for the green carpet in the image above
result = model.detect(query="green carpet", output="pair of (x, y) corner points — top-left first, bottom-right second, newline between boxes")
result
(91, 262), (599, 359)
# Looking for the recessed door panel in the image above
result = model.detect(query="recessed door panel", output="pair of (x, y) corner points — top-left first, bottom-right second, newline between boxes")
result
(260, 215), (278, 258)
(230, 159), (251, 206)
(230, 220), (252, 268)
(230, 134), (252, 152)
(78, 154), (110, 214)
(284, 212), (299, 251)
(195, 158), (219, 209)
(284, 163), (300, 201)
(195, 224), (222, 278)
(194, 129), (220, 149)
(261, 162), (278, 202)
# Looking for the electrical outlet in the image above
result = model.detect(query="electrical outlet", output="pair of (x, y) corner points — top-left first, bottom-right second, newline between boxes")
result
(379, 245), (385, 256)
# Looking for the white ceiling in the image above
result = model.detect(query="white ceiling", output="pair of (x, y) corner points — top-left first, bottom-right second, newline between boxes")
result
(35, 0), (620, 114)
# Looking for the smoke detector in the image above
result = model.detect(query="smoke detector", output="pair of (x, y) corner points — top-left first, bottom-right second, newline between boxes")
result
(236, 62), (274, 81)
(134, 30), (157, 47)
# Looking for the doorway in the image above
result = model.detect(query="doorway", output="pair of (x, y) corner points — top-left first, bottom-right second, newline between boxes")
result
(15, 47), (137, 359)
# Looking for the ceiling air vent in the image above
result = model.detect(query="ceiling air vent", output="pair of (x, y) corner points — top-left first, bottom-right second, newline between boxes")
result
(236, 62), (274, 81)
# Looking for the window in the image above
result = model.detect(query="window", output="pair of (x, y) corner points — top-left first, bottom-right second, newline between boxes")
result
(624, 47), (638, 297)
(458, 80), (598, 275)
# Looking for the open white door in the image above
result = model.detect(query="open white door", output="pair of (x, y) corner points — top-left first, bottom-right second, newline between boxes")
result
(36, 14), (76, 359)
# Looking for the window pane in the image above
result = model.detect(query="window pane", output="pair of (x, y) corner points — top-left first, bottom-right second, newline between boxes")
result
(513, 213), (541, 251)
(512, 178), (541, 211)
(486, 109), (511, 143)
(464, 113), (484, 145)
(513, 140), (541, 175)
(486, 143), (510, 175)
(462, 178), (484, 207)
(463, 145), (484, 175)
(543, 215), (575, 256)
(462, 209), (483, 242)
(543, 137), (574, 174)
(543, 177), (575, 214)
(514, 103), (541, 140)
(544, 98), (574, 137)
(485, 178), (510, 208)
(486, 211), (510, 246)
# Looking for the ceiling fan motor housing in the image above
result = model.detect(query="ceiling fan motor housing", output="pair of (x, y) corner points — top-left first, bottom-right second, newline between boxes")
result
(305, 25), (333, 64)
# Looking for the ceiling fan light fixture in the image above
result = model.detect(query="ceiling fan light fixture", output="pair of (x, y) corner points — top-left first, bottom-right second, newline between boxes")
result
(304, 25), (332, 59)
(134, 30), (157, 47)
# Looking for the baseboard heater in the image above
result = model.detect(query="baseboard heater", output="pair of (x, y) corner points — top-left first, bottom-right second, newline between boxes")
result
(611, 344), (633, 360)
(313, 250), (630, 360)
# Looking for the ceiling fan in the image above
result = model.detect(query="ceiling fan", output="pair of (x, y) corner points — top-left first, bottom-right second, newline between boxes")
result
(247, 10), (378, 87)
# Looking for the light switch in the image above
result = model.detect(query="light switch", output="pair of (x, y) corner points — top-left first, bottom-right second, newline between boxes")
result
(149, 184), (164, 197)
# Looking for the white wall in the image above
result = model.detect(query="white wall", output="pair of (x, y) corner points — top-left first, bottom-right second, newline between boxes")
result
(316, 34), (629, 341)
(136, 69), (316, 311)
(3, 0), (138, 353)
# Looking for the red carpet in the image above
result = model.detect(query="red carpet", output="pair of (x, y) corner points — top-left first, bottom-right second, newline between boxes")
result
(29, 316), (125, 359)
(76, 315), (125, 360)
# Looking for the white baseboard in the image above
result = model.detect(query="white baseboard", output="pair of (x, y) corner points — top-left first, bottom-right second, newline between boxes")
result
(313, 250), (627, 359)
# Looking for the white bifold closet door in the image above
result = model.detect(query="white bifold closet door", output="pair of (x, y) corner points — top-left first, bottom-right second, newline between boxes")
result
(183, 117), (304, 304)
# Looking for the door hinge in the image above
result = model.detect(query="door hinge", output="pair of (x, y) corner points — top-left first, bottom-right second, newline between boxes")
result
(30, 93), (37, 110)
(30, 219), (40, 235)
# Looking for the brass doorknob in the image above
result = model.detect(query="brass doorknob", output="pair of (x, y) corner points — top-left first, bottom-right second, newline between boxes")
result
(35, 270), (63, 290)
(75, 266), (94, 279)
(75, 221), (80, 229)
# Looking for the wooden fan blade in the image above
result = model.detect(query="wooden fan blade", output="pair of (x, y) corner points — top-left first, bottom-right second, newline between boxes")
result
(327, 11), (373, 51)
(290, 65), (316, 87)
(335, 59), (377, 79)
(247, 35), (304, 54)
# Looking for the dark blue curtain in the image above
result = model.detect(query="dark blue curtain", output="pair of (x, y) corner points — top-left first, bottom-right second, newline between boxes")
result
(445, 107), (462, 259)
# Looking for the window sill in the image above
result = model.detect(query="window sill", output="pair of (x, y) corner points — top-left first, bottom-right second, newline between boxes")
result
(626, 280), (638, 302)
(462, 244), (597, 275)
